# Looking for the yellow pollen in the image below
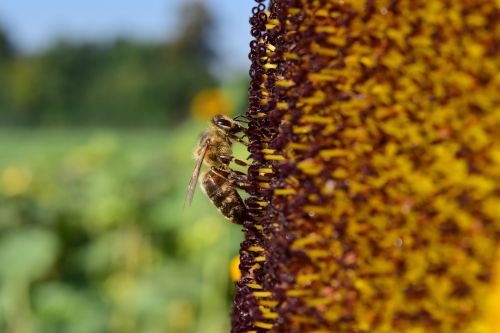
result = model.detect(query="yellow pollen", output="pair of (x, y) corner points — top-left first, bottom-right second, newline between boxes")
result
(307, 249), (331, 259)
(315, 26), (337, 34)
(258, 168), (273, 174)
(264, 154), (285, 161)
(302, 205), (331, 215)
(274, 188), (297, 195)
(288, 177), (300, 187)
(259, 300), (279, 307)
(248, 246), (265, 252)
(302, 115), (333, 124)
(291, 234), (321, 249)
(290, 315), (316, 324)
(297, 274), (321, 285)
(288, 142), (310, 150)
(254, 321), (274, 329)
(277, 102), (289, 109)
(306, 298), (334, 307)
(308, 73), (337, 82)
(261, 148), (276, 154)
(360, 56), (376, 67)
(263, 312), (279, 319)
(293, 126), (312, 134)
(311, 42), (338, 57)
(319, 149), (349, 158)
(283, 52), (300, 60)
(276, 80), (296, 87)
(326, 35), (347, 46)
(297, 159), (323, 175)
(286, 289), (312, 297)
(253, 291), (272, 298)
(300, 91), (326, 105)
(314, 9), (330, 17)
(332, 168), (348, 179)
(247, 283), (263, 289)
(254, 256), (266, 262)
(251, 263), (261, 270)
(264, 63), (278, 70)
(259, 182), (270, 189)
(266, 44), (276, 51)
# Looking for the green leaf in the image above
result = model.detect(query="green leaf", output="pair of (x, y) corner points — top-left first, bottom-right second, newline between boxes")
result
(0, 228), (59, 281)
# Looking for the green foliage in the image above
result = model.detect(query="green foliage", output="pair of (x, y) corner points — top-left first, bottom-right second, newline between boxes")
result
(0, 24), (14, 61)
(0, 124), (242, 333)
(0, 2), (220, 127)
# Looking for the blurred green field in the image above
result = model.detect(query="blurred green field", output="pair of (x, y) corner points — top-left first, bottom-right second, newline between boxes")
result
(0, 122), (243, 333)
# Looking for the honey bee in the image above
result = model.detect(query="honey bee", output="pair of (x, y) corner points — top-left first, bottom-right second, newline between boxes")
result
(185, 114), (249, 224)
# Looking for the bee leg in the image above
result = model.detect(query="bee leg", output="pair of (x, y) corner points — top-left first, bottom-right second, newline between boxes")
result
(220, 155), (249, 167)
(233, 181), (250, 189)
(220, 155), (233, 164)
(210, 167), (249, 190)
(228, 171), (250, 189)
(228, 134), (249, 146)
(233, 115), (249, 122)
(233, 158), (249, 166)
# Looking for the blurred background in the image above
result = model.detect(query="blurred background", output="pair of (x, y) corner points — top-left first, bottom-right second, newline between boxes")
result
(0, 1), (252, 332)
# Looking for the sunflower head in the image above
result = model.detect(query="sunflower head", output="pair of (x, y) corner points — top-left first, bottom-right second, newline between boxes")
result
(232, 0), (500, 332)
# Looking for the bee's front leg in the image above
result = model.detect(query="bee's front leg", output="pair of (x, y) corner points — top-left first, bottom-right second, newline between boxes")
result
(228, 134), (249, 146)
(220, 155), (249, 167)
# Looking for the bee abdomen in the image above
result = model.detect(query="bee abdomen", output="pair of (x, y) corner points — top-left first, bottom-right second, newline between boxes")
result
(201, 169), (247, 224)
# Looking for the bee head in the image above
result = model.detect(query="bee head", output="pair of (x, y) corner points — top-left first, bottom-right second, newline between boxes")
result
(212, 114), (243, 134)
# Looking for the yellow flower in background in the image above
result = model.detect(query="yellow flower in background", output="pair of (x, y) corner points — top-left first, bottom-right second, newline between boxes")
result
(230, 255), (242, 282)
(1, 166), (32, 197)
(190, 88), (233, 121)
(233, 0), (500, 332)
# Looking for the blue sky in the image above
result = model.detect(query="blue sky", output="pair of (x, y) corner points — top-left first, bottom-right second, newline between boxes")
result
(0, 1), (254, 71)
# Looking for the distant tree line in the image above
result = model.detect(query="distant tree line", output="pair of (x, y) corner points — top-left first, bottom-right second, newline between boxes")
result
(0, 3), (222, 127)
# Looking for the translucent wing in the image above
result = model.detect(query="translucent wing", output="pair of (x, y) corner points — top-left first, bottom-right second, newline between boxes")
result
(184, 141), (210, 207)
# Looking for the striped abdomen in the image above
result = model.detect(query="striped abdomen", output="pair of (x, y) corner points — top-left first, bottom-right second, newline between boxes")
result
(201, 168), (246, 224)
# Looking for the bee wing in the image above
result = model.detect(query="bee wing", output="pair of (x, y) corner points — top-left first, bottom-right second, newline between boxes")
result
(184, 141), (210, 207)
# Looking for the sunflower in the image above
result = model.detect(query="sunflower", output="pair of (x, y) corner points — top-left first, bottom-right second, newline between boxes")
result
(232, 1), (500, 332)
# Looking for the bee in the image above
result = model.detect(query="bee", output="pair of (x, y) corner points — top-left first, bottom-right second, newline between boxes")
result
(185, 114), (249, 224)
